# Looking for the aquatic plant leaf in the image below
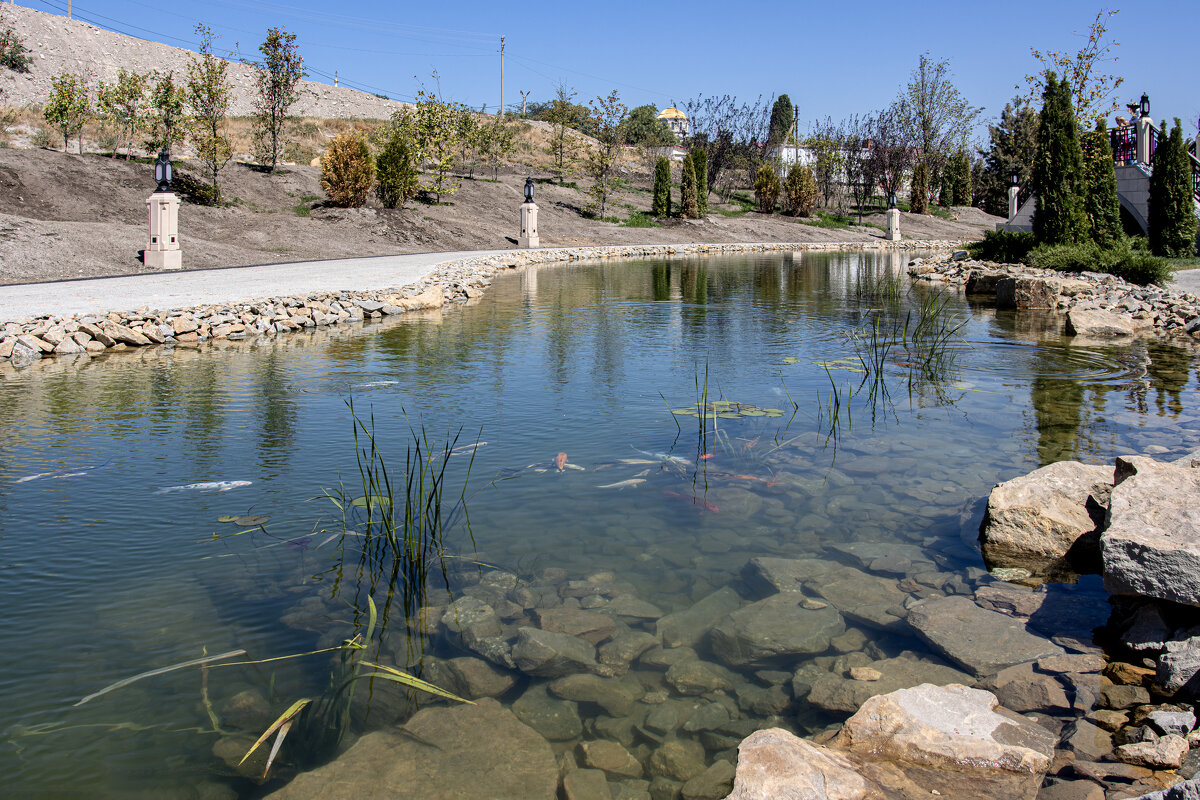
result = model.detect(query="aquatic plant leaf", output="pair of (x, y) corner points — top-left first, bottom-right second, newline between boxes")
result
(350, 495), (392, 512)
(234, 515), (269, 526)
(782, 357), (800, 364)
(717, 413), (741, 419)
(358, 661), (474, 704)
(740, 410), (765, 417)
(217, 515), (238, 523)
(74, 649), (248, 706)
(240, 697), (311, 768)
(762, 409), (784, 414)
(263, 719), (293, 777)
(671, 408), (696, 415)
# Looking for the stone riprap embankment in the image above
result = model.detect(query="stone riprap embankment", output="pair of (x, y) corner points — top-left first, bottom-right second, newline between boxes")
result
(910, 252), (1200, 342)
(0, 240), (960, 372)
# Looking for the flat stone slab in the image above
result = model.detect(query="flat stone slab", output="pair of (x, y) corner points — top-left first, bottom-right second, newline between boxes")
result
(709, 592), (844, 667)
(813, 566), (909, 632)
(1102, 456), (1200, 608)
(807, 655), (974, 714)
(1066, 308), (1150, 337)
(906, 595), (1063, 677)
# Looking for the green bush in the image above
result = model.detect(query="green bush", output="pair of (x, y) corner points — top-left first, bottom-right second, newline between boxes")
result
(321, 131), (374, 208)
(1149, 118), (1199, 257)
(651, 155), (671, 217)
(967, 230), (1037, 263)
(753, 164), (780, 213)
(680, 154), (700, 219)
(0, 10), (32, 73)
(375, 127), (419, 209)
(1027, 239), (1172, 286)
(783, 164), (817, 216)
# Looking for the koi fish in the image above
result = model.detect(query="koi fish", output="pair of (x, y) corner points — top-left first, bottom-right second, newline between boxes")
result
(663, 490), (720, 513)
(630, 447), (691, 466)
(155, 480), (252, 494)
(16, 457), (113, 483)
(450, 442), (487, 455)
(555, 452), (568, 471)
(597, 478), (646, 489)
(699, 453), (714, 460)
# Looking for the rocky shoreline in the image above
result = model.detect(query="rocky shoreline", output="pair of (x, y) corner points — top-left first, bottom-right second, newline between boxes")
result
(0, 240), (959, 374)
(909, 252), (1200, 343)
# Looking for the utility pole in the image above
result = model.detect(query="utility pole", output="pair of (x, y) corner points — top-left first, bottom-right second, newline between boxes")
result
(334, 71), (338, 87)
(68, 0), (72, 18)
(793, 104), (799, 144)
(520, 90), (530, 117)
(499, 35), (505, 117)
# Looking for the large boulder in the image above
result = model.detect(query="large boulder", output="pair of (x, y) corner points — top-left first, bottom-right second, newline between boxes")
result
(709, 593), (844, 667)
(806, 655), (974, 714)
(724, 728), (874, 800)
(834, 684), (1056, 775)
(906, 595), (1063, 677)
(811, 566), (909, 632)
(264, 698), (557, 800)
(980, 461), (1112, 570)
(1102, 456), (1200, 608)
(512, 627), (599, 677)
(656, 588), (742, 648)
(1066, 308), (1150, 337)
(996, 276), (1059, 310)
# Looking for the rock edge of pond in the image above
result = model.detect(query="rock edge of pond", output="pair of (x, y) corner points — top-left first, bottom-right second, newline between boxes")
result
(0, 240), (960, 371)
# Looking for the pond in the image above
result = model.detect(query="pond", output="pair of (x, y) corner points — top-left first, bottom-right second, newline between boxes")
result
(1, 251), (1197, 799)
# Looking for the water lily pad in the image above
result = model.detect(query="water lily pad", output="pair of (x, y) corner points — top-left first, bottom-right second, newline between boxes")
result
(782, 357), (800, 364)
(762, 409), (785, 414)
(217, 515), (239, 523)
(764, 412), (785, 418)
(234, 515), (269, 526)
(717, 413), (741, 419)
(351, 496), (392, 512)
(740, 410), (766, 417)
(671, 408), (697, 415)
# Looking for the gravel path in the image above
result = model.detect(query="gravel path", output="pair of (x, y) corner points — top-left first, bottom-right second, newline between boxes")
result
(1171, 268), (1200, 296)
(0, 249), (505, 321)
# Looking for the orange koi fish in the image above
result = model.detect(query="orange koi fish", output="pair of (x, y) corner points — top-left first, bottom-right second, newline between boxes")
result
(555, 452), (568, 472)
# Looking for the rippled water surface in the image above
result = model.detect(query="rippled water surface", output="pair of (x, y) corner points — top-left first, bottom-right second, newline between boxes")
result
(1, 252), (1198, 798)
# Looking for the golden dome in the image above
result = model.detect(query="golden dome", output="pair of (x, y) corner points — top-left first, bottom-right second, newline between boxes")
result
(657, 106), (687, 120)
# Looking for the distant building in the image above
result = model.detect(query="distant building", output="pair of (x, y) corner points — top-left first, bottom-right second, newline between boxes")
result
(656, 103), (689, 141)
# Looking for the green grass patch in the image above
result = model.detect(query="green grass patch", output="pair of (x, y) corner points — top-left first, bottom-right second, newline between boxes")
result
(1027, 239), (1173, 286)
(623, 211), (661, 228)
(293, 203), (311, 217)
(802, 211), (854, 230)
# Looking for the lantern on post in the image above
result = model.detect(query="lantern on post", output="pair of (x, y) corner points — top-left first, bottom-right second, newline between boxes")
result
(146, 149), (181, 269)
(1139, 94), (1150, 118)
(519, 177), (539, 248)
(154, 149), (173, 193)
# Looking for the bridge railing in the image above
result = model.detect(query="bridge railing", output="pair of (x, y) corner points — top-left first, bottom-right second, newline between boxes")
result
(1110, 122), (1200, 204)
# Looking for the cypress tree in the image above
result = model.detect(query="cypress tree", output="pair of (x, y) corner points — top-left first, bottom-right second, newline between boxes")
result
(652, 155), (671, 217)
(693, 147), (708, 214)
(1032, 72), (1087, 245)
(768, 94), (793, 146)
(951, 150), (972, 206)
(1081, 118), (1122, 247)
(910, 162), (930, 214)
(1149, 118), (1199, 257)
(681, 153), (700, 219)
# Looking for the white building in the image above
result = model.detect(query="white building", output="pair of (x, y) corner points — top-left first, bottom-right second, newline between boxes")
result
(656, 104), (689, 141)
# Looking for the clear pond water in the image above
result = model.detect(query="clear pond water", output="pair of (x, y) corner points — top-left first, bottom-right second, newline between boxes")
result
(1, 251), (1198, 798)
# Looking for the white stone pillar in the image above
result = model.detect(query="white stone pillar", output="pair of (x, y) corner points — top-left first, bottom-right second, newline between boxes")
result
(1136, 115), (1155, 164)
(518, 202), (539, 248)
(145, 191), (182, 270)
(1008, 186), (1020, 220)
(886, 208), (900, 242)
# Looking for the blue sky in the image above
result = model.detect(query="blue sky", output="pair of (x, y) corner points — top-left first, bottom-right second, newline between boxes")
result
(18, 0), (1199, 141)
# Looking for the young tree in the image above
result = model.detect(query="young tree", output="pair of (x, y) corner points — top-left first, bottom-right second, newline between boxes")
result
(896, 53), (981, 213)
(476, 115), (517, 180)
(249, 26), (305, 172)
(0, 6), (32, 74)
(768, 93), (793, 146)
(807, 116), (846, 208)
(583, 89), (627, 218)
(783, 164), (818, 216)
(693, 147), (708, 214)
(680, 153), (700, 219)
(910, 161), (930, 214)
(414, 87), (469, 203)
(545, 84), (583, 183)
(978, 99), (1039, 216)
(97, 68), (149, 159)
(1081, 118), (1122, 247)
(754, 164), (780, 213)
(652, 155), (671, 217)
(619, 104), (675, 146)
(1032, 72), (1087, 245)
(1023, 9), (1123, 129)
(841, 114), (873, 219)
(375, 111), (420, 208)
(321, 130), (374, 207)
(947, 149), (972, 206)
(144, 71), (187, 154)
(1148, 118), (1199, 257)
(43, 72), (91, 153)
(683, 94), (771, 196)
(867, 106), (915, 206)
(186, 24), (234, 201)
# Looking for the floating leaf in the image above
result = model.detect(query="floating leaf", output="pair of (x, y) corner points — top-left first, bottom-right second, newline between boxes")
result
(351, 496), (392, 512)
(217, 515), (238, 523)
(740, 410), (766, 417)
(717, 413), (740, 419)
(782, 357), (800, 364)
(671, 408), (696, 415)
(234, 515), (269, 526)
(762, 409), (784, 414)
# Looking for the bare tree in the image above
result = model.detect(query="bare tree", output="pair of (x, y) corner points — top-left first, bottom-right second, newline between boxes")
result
(683, 94), (771, 198)
(841, 114), (874, 220)
(867, 105), (915, 205)
(807, 116), (846, 208)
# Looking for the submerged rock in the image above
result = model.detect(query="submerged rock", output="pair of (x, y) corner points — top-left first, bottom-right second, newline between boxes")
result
(708, 592), (844, 667)
(264, 698), (557, 799)
(512, 627), (600, 677)
(812, 566), (909, 632)
(906, 595), (1063, 677)
(655, 588), (741, 649)
(512, 682), (583, 741)
(806, 655), (973, 714)
(725, 728), (872, 800)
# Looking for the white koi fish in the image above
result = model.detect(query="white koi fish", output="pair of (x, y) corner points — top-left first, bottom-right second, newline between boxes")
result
(597, 478), (646, 489)
(155, 480), (252, 494)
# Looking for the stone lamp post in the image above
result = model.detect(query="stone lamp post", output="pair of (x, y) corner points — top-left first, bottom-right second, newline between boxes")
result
(1008, 171), (1020, 220)
(145, 149), (182, 270)
(518, 176), (539, 248)
(1135, 94), (1154, 165)
(886, 192), (900, 241)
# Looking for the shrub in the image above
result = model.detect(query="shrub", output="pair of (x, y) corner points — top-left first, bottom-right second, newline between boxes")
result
(651, 155), (671, 217)
(1027, 239), (1172, 286)
(967, 230), (1037, 263)
(0, 9), (32, 74)
(783, 164), (817, 216)
(1031, 72), (1087, 245)
(43, 72), (91, 153)
(910, 162), (929, 214)
(1148, 118), (1199, 257)
(693, 147), (708, 214)
(375, 125), (419, 209)
(1081, 118), (1121, 247)
(753, 164), (780, 213)
(680, 153), (700, 219)
(321, 131), (374, 208)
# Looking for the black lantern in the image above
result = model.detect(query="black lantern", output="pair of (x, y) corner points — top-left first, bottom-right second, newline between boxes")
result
(1140, 94), (1150, 118)
(1011, 170), (1019, 187)
(154, 149), (173, 193)
(887, 191), (897, 209)
(523, 177), (534, 204)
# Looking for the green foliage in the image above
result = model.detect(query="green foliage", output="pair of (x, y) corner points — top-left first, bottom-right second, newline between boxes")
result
(807, 117), (845, 207)
(652, 155), (671, 217)
(97, 68), (149, 159)
(1032, 72), (1087, 245)
(623, 210), (660, 228)
(967, 229), (1037, 263)
(474, 115), (517, 180)
(947, 150), (971, 206)
(619, 104), (675, 146)
(910, 161), (929, 214)
(753, 164), (780, 213)
(896, 53), (981, 202)
(1081, 117), (1121, 247)
(144, 71), (187, 154)
(803, 211), (854, 229)
(43, 72), (91, 153)
(249, 26), (305, 172)
(979, 99), (1039, 216)
(783, 163), (817, 216)
(375, 114), (419, 209)
(768, 94), (793, 146)
(544, 84), (583, 183)
(0, 7), (32, 73)
(583, 89), (627, 219)
(680, 153), (700, 219)
(1148, 119), (1199, 257)
(693, 147), (708, 214)
(321, 130), (374, 207)
(186, 24), (234, 201)
(1027, 239), (1172, 285)
(1023, 9), (1123, 127)
(413, 84), (471, 203)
